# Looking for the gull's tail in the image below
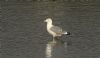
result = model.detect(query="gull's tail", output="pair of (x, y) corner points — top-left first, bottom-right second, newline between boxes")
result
(62, 31), (70, 35)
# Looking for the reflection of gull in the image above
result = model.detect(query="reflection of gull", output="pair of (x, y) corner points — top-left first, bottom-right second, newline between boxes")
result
(44, 18), (68, 42)
(45, 44), (53, 58)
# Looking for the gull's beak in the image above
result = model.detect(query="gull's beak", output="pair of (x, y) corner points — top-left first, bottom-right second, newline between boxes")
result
(44, 20), (46, 22)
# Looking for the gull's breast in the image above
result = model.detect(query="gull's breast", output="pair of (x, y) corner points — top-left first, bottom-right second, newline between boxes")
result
(47, 25), (56, 36)
(47, 28), (56, 36)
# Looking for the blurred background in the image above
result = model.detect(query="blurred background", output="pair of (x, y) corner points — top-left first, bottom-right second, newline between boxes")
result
(1, 0), (100, 58)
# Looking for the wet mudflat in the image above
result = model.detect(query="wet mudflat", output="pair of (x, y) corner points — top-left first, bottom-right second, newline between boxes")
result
(1, 0), (100, 58)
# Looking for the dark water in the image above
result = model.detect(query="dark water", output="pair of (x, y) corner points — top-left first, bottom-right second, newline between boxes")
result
(1, 0), (100, 58)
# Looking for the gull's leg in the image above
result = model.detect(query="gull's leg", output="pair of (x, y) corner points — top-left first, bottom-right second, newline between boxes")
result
(53, 36), (56, 43)
(53, 36), (55, 42)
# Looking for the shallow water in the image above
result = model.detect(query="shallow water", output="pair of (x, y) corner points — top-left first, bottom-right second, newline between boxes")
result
(1, 0), (100, 58)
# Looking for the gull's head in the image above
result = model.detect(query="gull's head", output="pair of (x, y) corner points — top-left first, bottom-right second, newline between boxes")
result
(44, 18), (52, 23)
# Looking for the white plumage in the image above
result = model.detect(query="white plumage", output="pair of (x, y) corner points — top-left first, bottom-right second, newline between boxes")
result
(44, 18), (68, 42)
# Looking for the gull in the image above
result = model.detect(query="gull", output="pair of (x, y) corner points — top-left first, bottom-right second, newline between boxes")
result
(44, 18), (69, 42)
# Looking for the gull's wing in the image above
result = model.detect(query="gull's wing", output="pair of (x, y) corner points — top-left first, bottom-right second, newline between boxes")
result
(50, 25), (62, 34)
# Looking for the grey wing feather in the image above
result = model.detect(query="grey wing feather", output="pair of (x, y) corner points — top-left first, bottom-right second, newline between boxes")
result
(50, 26), (62, 34)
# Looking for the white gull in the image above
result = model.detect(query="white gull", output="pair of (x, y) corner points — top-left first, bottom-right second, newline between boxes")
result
(44, 18), (68, 42)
